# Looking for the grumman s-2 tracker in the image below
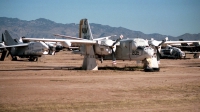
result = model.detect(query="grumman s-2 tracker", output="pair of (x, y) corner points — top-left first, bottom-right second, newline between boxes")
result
(0, 30), (49, 61)
(22, 19), (198, 72)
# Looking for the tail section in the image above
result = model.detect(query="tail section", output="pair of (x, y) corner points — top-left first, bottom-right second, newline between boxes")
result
(3, 30), (18, 45)
(79, 19), (93, 40)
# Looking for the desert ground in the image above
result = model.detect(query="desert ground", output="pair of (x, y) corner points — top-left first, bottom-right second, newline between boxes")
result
(0, 50), (200, 112)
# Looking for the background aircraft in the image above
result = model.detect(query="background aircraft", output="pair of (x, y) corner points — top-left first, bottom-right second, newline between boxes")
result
(171, 39), (200, 58)
(0, 30), (49, 61)
(148, 38), (200, 59)
(160, 45), (185, 59)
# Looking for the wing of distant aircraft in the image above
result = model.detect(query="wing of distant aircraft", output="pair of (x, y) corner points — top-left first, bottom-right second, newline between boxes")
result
(22, 38), (96, 48)
(164, 41), (199, 45)
(149, 38), (199, 47)
(0, 43), (29, 48)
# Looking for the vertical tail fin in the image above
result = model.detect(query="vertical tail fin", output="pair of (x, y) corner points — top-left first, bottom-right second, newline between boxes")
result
(79, 19), (93, 40)
(3, 30), (18, 45)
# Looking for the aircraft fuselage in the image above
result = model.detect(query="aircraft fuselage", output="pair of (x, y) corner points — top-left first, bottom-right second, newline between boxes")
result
(10, 42), (49, 57)
(103, 39), (155, 61)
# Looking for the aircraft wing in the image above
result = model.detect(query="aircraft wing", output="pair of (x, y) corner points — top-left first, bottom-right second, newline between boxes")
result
(54, 34), (83, 40)
(93, 35), (117, 41)
(160, 41), (199, 47)
(22, 38), (95, 42)
(22, 38), (96, 47)
(149, 39), (200, 47)
(0, 43), (29, 48)
(68, 40), (96, 44)
(54, 34), (117, 41)
(23, 38), (75, 42)
(164, 41), (199, 44)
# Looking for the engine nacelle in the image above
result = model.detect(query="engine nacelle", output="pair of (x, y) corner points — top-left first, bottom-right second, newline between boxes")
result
(61, 41), (71, 48)
(94, 44), (113, 56)
(97, 39), (114, 46)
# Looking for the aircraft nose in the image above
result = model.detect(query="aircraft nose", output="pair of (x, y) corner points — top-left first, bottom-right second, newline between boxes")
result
(144, 47), (154, 58)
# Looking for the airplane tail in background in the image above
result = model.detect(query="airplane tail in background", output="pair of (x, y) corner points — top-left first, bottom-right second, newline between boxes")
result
(3, 30), (18, 45)
(79, 19), (93, 40)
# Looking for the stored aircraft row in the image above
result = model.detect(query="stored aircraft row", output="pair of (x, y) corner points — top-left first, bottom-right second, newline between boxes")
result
(1, 18), (200, 72)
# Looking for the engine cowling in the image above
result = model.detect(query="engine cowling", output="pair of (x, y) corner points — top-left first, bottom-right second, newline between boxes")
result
(94, 44), (112, 56)
(132, 38), (149, 51)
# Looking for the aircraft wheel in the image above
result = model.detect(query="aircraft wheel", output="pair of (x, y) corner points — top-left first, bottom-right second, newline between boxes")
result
(12, 56), (17, 61)
(29, 57), (35, 61)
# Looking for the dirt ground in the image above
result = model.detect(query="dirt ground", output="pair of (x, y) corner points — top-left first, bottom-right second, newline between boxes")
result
(0, 51), (200, 112)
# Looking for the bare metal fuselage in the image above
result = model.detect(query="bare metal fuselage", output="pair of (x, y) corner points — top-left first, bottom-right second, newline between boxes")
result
(102, 39), (154, 61)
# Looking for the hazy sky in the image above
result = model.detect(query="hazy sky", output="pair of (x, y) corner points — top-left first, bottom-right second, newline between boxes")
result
(0, 0), (200, 36)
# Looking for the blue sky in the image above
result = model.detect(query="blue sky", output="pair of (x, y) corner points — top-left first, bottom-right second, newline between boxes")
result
(0, 0), (200, 37)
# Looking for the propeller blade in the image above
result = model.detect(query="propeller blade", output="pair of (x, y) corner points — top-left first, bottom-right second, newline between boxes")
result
(112, 35), (123, 46)
(158, 37), (168, 46)
(111, 48), (115, 61)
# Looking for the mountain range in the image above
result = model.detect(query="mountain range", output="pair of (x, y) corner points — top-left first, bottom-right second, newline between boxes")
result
(0, 17), (200, 41)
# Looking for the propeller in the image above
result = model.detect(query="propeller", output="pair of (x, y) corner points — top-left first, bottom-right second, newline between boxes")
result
(110, 35), (123, 64)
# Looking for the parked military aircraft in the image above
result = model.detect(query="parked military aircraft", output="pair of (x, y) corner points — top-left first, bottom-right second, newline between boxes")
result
(160, 45), (185, 59)
(171, 39), (200, 58)
(0, 30), (49, 61)
(148, 38), (200, 59)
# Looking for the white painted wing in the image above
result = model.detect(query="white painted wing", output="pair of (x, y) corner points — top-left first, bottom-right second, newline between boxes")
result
(22, 38), (96, 48)
(22, 38), (96, 44)
(54, 34), (83, 40)
(150, 40), (199, 46)
(93, 35), (117, 41)
(0, 43), (29, 48)
(164, 41), (199, 44)
(23, 38), (73, 42)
